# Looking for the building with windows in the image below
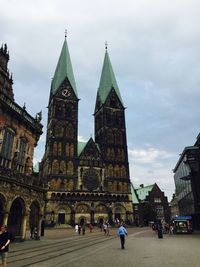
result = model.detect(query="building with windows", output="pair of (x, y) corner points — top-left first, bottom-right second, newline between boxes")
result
(173, 133), (200, 229)
(0, 44), (45, 240)
(40, 38), (133, 226)
(132, 183), (170, 226)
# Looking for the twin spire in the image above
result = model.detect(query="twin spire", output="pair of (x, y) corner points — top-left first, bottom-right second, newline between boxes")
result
(51, 37), (123, 106)
(51, 38), (78, 97)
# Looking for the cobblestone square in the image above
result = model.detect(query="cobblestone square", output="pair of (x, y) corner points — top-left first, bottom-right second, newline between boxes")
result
(7, 227), (200, 267)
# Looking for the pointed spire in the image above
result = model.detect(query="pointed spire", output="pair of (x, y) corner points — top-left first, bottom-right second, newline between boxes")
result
(51, 38), (78, 97)
(97, 48), (123, 105)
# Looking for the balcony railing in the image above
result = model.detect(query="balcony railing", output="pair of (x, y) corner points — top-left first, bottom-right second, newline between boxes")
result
(0, 164), (45, 189)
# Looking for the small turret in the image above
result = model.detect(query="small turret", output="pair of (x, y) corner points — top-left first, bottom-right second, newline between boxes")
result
(0, 44), (10, 70)
(0, 43), (14, 100)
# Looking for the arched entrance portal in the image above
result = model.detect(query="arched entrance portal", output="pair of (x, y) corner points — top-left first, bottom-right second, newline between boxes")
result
(8, 198), (25, 237)
(114, 205), (126, 224)
(79, 217), (86, 226)
(29, 201), (40, 230)
(58, 210), (66, 225)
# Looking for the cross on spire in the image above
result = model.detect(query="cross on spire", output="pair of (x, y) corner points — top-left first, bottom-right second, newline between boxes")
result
(64, 29), (67, 39)
(105, 41), (108, 50)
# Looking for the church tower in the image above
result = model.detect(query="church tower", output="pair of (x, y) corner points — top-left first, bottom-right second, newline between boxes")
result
(94, 48), (131, 197)
(41, 37), (79, 194)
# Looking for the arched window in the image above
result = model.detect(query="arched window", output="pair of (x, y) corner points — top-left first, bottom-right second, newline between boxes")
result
(121, 165), (126, 178)
(114, 165), (120, 178)
(70, 144), (74, 157)
(58, 142), (62, 156)
(107, 129), (114, 144)
(108, 164), (113, 177)
(60, 160), (66, 174)
(18, 137), (27, 166)
(66, 106), (72, 118)
(52, 160), (59, 174)
(53, 142), (58, 156)
(66, 124), (74, 139)
(67, 161), (74, 176)
(1, 128), (15, 160)
(117, 183), (121, 192)
(66, 143), (70, 156)
(111, 148), (115, 160)
(54, 123), (64, 137)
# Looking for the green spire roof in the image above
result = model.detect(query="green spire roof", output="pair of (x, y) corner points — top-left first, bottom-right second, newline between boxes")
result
(51, 39), (78, 97)
(78, 141), (87, 156)
(97, 50), (123, 105)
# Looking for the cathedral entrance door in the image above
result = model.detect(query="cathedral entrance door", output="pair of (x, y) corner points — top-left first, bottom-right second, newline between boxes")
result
(115, 213), (121, 223)
(80, 217), (85, 226)
(58, 213), (65, 224)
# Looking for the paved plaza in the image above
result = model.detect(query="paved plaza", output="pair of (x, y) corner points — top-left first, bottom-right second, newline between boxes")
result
(7, 227), (200, 267)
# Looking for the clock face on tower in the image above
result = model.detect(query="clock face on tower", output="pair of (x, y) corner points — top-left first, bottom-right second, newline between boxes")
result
(61, 88), (71, 97)
(82, 168), (99, 191)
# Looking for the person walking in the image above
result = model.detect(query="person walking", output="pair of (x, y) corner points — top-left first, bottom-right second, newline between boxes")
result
(82, 224), (86, 235)
(78, 225), (81, 235)
(106, 223), (110, 236)
(117, 224), (127, 249)
(88, 223), (93, 233)
(75, 224), (78, 233)
(0, 225), (11, 267)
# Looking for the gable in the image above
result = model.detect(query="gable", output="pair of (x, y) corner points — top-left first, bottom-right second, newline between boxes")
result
(104, 88), (124, 109)
(79, 139), (102, 161)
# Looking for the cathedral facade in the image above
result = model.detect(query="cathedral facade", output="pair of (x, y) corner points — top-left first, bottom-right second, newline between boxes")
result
(41, 39), (133, 226)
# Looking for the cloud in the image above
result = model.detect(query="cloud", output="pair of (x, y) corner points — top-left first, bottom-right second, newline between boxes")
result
(129, 147), (173, 164)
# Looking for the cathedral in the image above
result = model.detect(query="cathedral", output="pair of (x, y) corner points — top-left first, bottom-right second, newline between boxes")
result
(40, 38), (133, 226)
(0, 37), (133, 240)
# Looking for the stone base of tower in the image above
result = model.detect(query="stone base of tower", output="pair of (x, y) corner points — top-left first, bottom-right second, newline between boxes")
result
(45, 191), (133, 227)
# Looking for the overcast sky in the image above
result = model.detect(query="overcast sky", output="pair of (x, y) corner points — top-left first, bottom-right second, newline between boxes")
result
(1, 0), (200, 200)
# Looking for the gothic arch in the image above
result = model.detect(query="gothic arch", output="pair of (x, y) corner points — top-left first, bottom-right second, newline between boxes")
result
(66, 143), (70, 156)
(70, 143), (74, 157)
(94, 204), (108, 213)
(60, 160), (66, 174)
(54, 122), (64, 137)
(67, 161), (74, 176)
(58, 142), (62, 156)
(8, 197), (26, 237)
(66, 124), (74, 139)
(114, 165), (120, 178)
(75, 203), (90, 213)
(53, 142), (58, 156)
(108, 164), (113, 177)
(107, 129), (114, 144)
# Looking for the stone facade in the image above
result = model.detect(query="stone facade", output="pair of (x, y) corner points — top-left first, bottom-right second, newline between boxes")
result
(0, 44), (44, 240)
(40, 40), (133, 226)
